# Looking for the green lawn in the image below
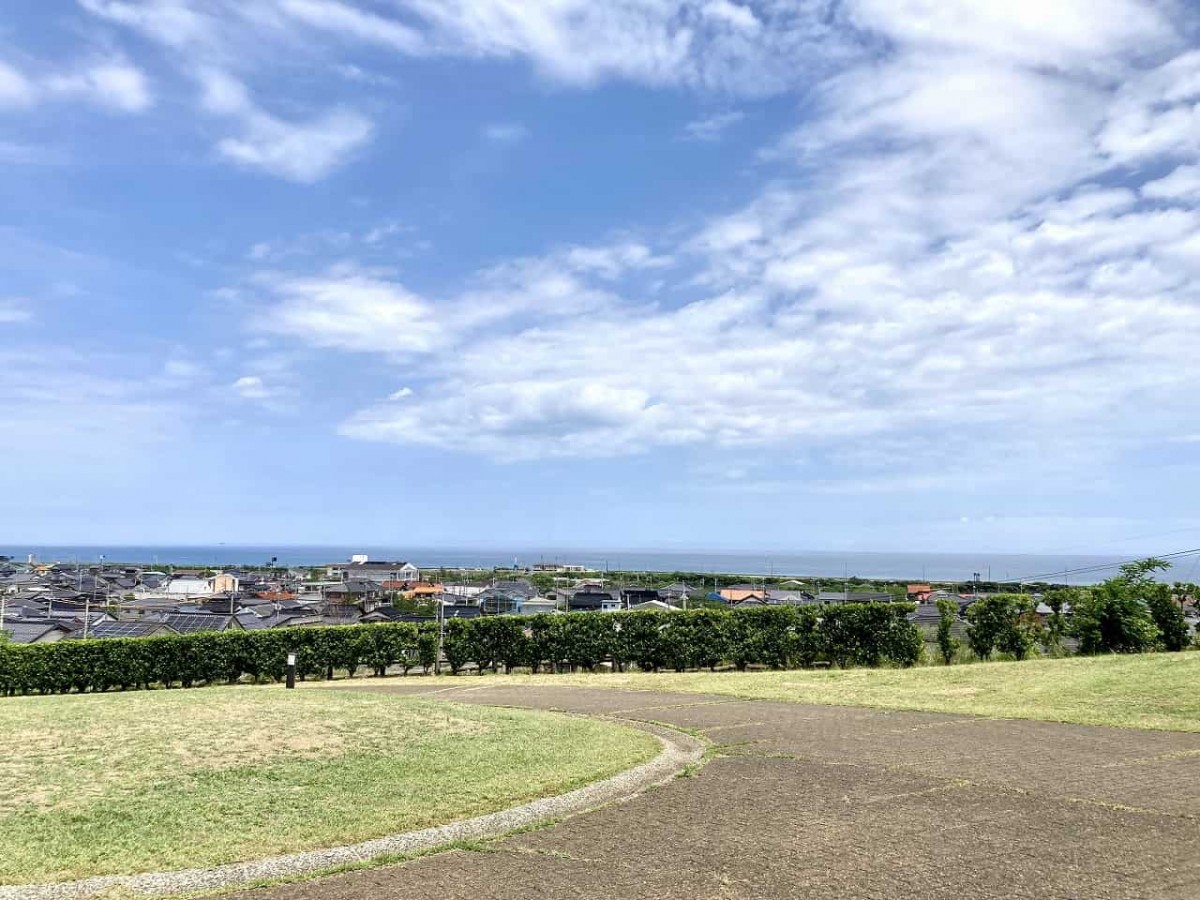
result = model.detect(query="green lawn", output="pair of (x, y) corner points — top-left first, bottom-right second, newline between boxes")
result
(0, 686), (658, 884)
(467, 652), (1200, 733)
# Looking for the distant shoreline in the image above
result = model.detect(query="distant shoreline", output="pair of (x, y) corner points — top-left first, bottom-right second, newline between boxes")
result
(0, 545), (1141, 584)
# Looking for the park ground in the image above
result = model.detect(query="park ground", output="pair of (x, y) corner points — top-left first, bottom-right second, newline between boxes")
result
(366, 651), (1200, 733)
(6, 653), (1199, 898)
(269, 674), (1200, 899)
(0, 687), (657, 884)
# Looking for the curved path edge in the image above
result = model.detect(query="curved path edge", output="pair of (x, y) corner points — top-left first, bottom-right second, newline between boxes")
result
(1, 717), (705, 900)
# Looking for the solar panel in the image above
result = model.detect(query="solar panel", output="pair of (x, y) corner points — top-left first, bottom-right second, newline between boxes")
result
(164, 614), (226, 634)
(90, 622), (157, 638)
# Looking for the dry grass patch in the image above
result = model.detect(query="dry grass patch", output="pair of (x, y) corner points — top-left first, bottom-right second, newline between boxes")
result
(465, 652), (1200, 733)
(0, 686), (658, 884)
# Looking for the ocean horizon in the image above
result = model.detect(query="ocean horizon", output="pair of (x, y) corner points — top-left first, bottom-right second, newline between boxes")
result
(0, 545), (1149, 584)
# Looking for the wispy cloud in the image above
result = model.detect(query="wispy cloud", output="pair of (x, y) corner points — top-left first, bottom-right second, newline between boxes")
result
(683, 110), (743, 141)
(0, 298), (33, 324)
(198, 69), (372, 182)
(229, 1), (1200, 478)
(483, 122), (528, 144)
(0, 55), (152, 112)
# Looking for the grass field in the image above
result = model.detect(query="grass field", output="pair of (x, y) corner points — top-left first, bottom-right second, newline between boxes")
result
(462, 652), (1200, 733)
(0, 686), (659, 884)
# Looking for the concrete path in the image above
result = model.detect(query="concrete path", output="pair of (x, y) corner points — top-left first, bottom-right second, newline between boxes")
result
(244, 683), (1200, 900)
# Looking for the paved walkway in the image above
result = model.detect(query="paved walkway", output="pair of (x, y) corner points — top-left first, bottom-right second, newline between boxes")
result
(246, 683), (1200, 900)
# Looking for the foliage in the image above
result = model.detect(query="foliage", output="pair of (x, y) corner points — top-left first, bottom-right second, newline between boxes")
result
(0, 603), (924, 696)
(1040, 588), (1075, 656)
(1072, 559), (1166, 655)
(1149, 584), (1190, 652)
(935, 598), (958, 665)
(966, 594), (1040, 661)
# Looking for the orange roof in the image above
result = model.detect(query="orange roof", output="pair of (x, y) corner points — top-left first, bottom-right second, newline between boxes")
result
(256, 590), (296, 601)
(719, 588), (765, 602)
(907, 584), (932, 594)
(407, 582), (445, 595)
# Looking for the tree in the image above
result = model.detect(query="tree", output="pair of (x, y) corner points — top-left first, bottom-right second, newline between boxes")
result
(1040, 588), (1074, 656)
(1149, 582), (1190, 652)
(966, 595), (1037, 660)
(936, 599), (959, 665)
(1071, 559), (1165, 655)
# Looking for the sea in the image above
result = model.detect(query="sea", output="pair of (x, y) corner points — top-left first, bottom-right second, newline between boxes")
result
(0, 545), (1148, 584)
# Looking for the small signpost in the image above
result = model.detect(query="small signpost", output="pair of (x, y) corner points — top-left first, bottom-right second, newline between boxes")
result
(286, 653), (297, 689)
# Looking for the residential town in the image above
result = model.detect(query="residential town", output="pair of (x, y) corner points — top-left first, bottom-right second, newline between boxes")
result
(6, 553), (1193, 650)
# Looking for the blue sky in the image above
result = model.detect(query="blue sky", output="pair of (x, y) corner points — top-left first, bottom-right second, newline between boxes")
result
(3, 0), (1200, 555)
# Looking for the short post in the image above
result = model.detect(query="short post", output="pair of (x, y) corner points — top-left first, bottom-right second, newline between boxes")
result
(286, 653), (297, 689)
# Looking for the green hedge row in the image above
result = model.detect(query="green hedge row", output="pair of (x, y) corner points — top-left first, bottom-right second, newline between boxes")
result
(0, 605), (920, 695)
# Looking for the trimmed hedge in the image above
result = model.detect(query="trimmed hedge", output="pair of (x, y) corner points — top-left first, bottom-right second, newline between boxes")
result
(0, 604), (920, 696)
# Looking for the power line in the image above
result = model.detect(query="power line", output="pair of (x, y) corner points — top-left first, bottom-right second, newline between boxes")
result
(1013, 547), (1200, 584)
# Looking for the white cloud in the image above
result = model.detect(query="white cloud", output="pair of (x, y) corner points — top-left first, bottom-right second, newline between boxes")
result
(46, 59), (153, 112)
(483, 122), (528, 143)
(78, 0), (215, 50)
(231, 1), (1200, 475)
(252, 269), (445, 354)
(844, 0), (1174, 69)
(0, 62), (35, 108)
(1143, 164), (1200, 200)
(0, 56), (153, 113)
(232, 375), (271, 399)
(82, 0), (859, 96)
(199, 69), (372, 182)
(1099, 49), (1200, 166)
(683, 110), (743, 141)
(0, 298), (32, 323)
(702, 1), (761, 33)
(388, 386), (413, 400)
(276, 0), (425, 52)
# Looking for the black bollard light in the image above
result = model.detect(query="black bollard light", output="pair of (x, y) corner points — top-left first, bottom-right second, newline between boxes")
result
(286, 653), (296, 689)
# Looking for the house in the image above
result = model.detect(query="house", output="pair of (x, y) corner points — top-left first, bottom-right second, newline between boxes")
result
(719, 586), (767, 604)
(621, 587), (661, 607)
(165, 576), (213, 597)
(1, 620), (70, 644)
(816, 591), (897, 604)
(629, 599), (676, 612)
(765, 588), (816, 605)
(907, 584), (934, 602)
(161, 613), (242, 635)
(404, 582), (445, 600)
(443, 582), (488, 599)
(568, 590), (622, 612)
(77, 621), (178, 640)
(516, 597), (560, 615)
(658, 583), (696, 604)
(209, 573), (241, 594)
(326, 558), (420, 583)
(320, 603), (362, 625)
(477, 581), (540, 615)
(325, 580), (384, 601)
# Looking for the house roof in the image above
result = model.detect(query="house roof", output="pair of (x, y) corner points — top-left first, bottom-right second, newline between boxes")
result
(720, 588), (766, 602)
(329, 560), (415, 569)
(1, 621), (69, 643)
(81, 621), (177, 640)
(162, 614), (238, 635)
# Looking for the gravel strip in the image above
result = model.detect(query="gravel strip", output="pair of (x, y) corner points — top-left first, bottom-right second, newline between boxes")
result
(1, 719), (704, 900)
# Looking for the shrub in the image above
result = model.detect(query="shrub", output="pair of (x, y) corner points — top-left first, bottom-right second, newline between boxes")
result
(966, 595), (1039, 661)
(936, 599), (959, 665)
(1072, 560), (1165, 655)
(0, 602), (933, 697)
